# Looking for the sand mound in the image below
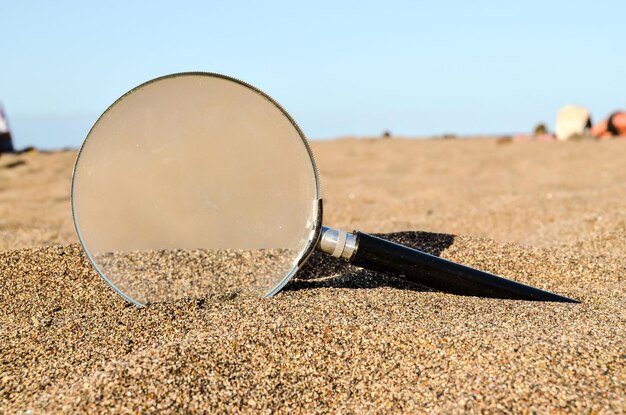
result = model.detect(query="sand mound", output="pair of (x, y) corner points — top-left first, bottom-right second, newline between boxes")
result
(1, 139), (625, 413)
(1, 232), (623, 413)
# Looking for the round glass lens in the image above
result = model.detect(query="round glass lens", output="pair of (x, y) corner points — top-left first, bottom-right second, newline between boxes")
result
(72, 73), (320, 305)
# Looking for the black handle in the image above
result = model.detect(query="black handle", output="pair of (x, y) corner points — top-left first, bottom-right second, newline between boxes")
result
(350, 232), (579, 303)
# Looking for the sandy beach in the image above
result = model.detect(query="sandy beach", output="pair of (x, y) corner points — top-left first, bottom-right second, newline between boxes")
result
(1, 138), (624, 413)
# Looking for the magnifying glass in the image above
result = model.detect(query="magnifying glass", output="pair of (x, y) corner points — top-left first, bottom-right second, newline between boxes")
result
(71, 72), (578, 306)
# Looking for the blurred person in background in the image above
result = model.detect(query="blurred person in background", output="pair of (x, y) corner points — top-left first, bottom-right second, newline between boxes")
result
(591, 110), (626, 138)
(0, 103), (15, 153)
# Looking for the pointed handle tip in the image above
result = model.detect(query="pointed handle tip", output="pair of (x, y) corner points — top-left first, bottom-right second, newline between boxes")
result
(546, 293), (580, 304)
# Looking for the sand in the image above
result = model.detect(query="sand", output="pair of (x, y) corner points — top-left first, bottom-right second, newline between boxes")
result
(93, 248), (297, 304)
(0, 138), (624, 413)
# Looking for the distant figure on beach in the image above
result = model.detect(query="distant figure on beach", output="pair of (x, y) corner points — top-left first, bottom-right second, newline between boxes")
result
(0, 104), (15, 153)
(591, 111), (626, 138)
(511, 122), (554, 142)
(555, 105), (592, 141)
(533, 123), (547, 135)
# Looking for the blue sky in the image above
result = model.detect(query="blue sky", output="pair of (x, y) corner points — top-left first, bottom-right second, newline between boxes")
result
(2, 1), (625, 149)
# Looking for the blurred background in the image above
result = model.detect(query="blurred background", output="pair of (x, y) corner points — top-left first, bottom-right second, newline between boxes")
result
(2, 0), (625, 149)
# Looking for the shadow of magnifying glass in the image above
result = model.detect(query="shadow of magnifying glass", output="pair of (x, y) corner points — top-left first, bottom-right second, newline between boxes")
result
(286, 231), (454, 293)
(72, 73), (578, 306)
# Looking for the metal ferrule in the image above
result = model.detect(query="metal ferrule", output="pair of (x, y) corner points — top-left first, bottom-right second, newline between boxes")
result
(316, 226), (358, 260)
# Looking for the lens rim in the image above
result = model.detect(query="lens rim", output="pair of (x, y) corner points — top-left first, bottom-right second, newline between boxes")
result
(71, 72), (323, 305)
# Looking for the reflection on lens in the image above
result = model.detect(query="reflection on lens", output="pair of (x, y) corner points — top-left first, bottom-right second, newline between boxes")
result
(72, 73), (320, 305)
